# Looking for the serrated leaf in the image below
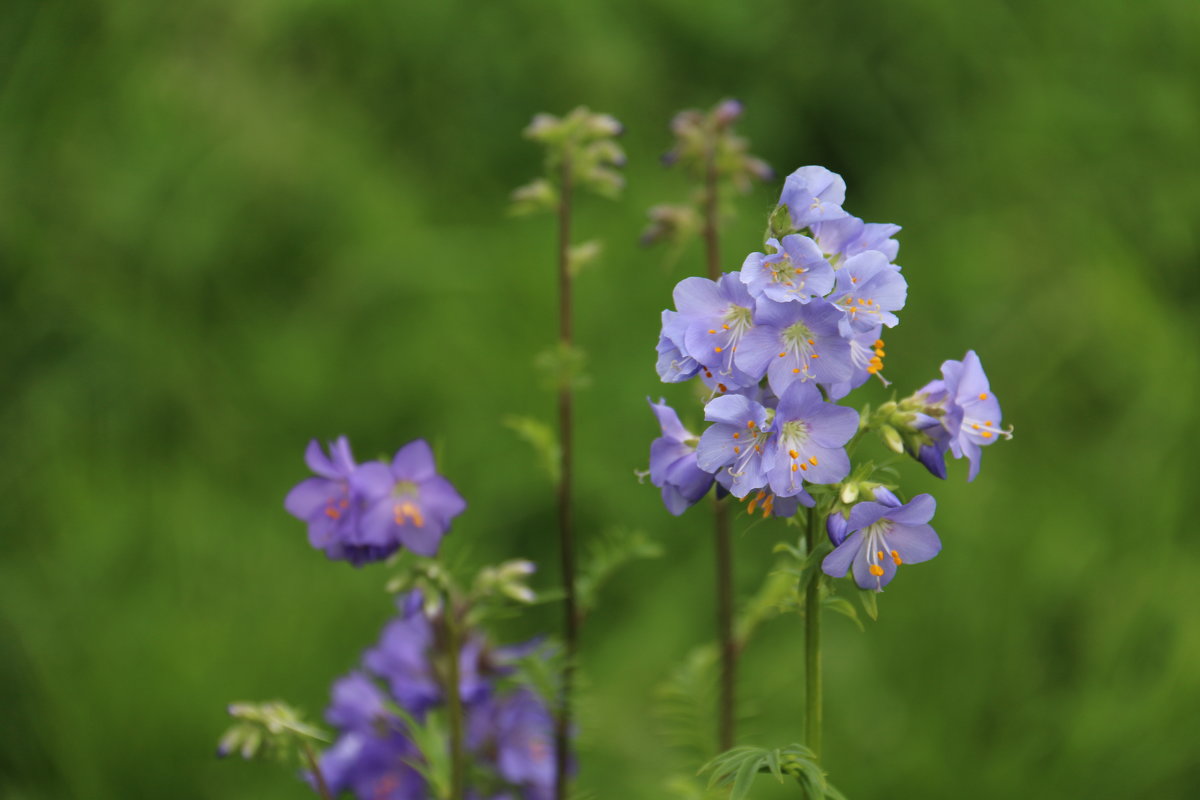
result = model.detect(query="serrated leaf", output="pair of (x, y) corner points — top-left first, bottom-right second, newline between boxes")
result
(730, 753), (765, 800)
(765, 749), (783, 783)
(503, 415), (561, 483)
(576, 527), (662, 615)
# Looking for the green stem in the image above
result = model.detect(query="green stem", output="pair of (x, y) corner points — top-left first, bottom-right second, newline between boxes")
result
(442, 607), (466, 800)
(805, 505), (822, 759)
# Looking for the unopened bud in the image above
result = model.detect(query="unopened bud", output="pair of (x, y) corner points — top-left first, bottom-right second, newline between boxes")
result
(712, 98), (744, 127)
(839, 482), (859, 505)
(880, 425), (905, 454)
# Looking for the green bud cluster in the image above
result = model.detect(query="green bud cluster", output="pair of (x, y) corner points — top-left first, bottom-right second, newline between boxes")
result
(511, 106), (626, 213)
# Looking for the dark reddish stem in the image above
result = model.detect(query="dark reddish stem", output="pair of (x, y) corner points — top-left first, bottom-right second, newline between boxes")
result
(554, 154), (578, 800)
(704, 146), (736, 753)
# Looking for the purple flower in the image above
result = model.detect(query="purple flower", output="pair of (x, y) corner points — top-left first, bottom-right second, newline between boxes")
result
(767, 382), (858, 498)
(471, 689), (557, 800)
(673, 273), (760, 391)
(739, 235), (834, 304)
(735, 298), (853, 396)
(319, 729), (427, 800)
(354, 440), (467, 558)
(810, 215), (901, 264)
(826, 326), (889, 401)
(364, 592), (490, 716)
(648, 398), (714, 515)
(938, 351), (1010, 481)
(318, 670), (426, 799)
(695, 393), (773, 498)
(822, 493), (941, 591)
(829, 251), (908, 335)
(655, 310), (700, 383)
(778, 166), (849, 229)
(285, 437), (395, 566)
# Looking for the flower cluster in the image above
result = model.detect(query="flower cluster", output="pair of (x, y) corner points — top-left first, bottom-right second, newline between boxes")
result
(319, 592), (556, 800)
(284, 438), (467, 566)
(650, 166), (900, 515)
(647, 164), (1013, 592)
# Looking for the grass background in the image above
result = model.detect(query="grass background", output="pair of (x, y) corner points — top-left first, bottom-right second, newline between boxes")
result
(2, 0), (1198, 797)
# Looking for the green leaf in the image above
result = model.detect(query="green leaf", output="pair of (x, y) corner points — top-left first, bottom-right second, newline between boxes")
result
(822, 595), (863, 631)
(858, 587), (879, 621)
(730, 753), (765, 800)
(503, 415), (561, 483)
(576, 527), (662, 615)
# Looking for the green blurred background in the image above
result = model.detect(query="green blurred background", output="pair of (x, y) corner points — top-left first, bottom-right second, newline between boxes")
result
(3, 0), (1198, 797)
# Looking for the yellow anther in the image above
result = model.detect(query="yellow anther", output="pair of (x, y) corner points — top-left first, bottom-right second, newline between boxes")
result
(869, 564), (885, 577)
(807, 338), (815, 345)
(809, 456), (818, 465)
(722, 324), (730, 330)
(778, 352), (786, 358)
(789, 449), (799, 459)
(877, 550), (885, 559)
(891, 550), (903, 565)
(792, 368), (801, 374)
(325, 507), (342, 520)
(732, 432), (740, 439)
(867, 366), (879, 374)
(747, 420), (756, 428)
(851, 276), (859, 283)
(747, 491), (761, 514)
(986, 420), (993, 426)
(717, 383), (727, 392)
(874, 348), (886, 357)
(982, 431), (993, 439)
(791, 464), (799, 472)
(848, 306), (858, 312)
(979, 392), (988, 400)
(972, 424), (981, 430)
(708, 329), (717, 334)
(799, 463), (808, 471)
(714, 346), (723, 353)
(794, 268), (804, 275)
(754, 445), (761, 453)
(811, 353), (820, 359)
(733, 446), (741, 454)
(762, 494), (775, 517)
(874, 339), (885, 348)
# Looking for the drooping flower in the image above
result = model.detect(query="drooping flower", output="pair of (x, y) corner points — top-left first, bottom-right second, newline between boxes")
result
(777, 166), (850, 229)
(284, 437), (393, 566)
(695, 393), (773, 499)
(673, 273), (759, 391)
(647, 398), (714, 515)
(905, 351), (1010, 481)
(766, 382), (858, 498)
(655, 310), (700, 383)
(354, 440), (467, 558)
(826, 326), (890, 400)
(735, 297), (853, 396)
(822, 493), (941, 591)
(739, 235), (834, 304)
(939, 350), (1010, 480)
(829, 251), (908, 335)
